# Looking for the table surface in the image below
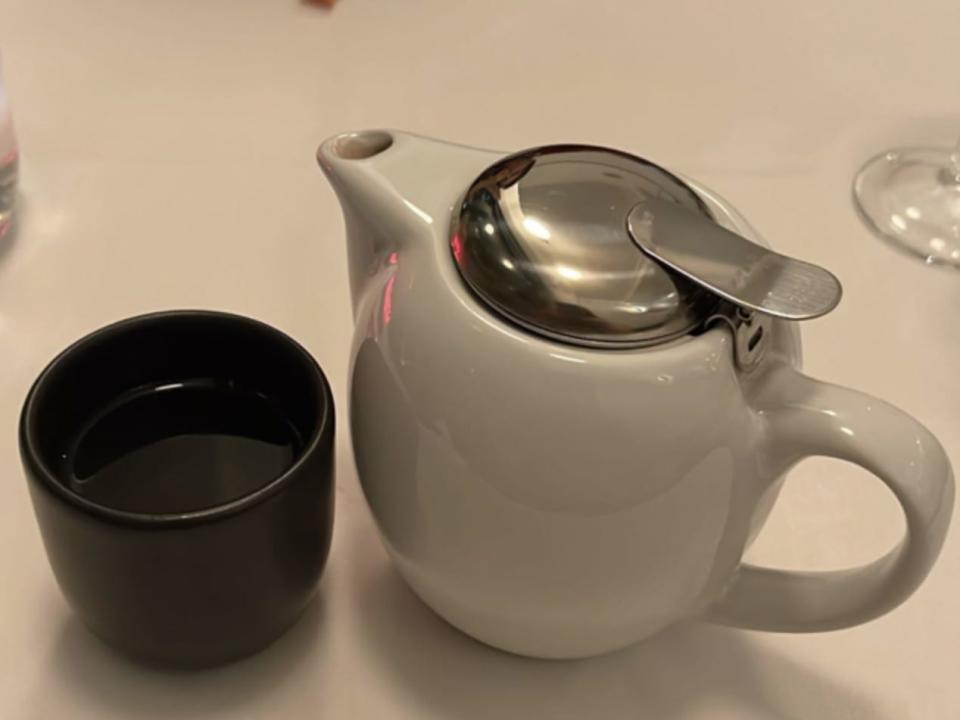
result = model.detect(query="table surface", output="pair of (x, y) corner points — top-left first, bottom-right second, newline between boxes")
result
(1, 1), (959, 718)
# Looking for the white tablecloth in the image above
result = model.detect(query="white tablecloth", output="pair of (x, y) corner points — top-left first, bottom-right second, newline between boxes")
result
(1, 1), (958, 718)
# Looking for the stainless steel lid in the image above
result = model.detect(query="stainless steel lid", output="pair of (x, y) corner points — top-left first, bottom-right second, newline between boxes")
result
(451, 146), (720, 348)
(452, 145), (842, 354)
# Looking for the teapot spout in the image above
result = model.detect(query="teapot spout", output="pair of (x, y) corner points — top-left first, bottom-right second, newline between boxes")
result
(317, 129), (500, 315)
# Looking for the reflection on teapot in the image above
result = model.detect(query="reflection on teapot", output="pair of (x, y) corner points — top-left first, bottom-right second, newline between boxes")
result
(319, 130), (954, 659)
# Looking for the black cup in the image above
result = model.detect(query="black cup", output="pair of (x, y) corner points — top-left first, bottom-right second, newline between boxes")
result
(20, 311), (335, 667)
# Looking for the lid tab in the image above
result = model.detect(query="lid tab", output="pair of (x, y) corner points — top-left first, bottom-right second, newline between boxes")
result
(626, 199), (842, 321)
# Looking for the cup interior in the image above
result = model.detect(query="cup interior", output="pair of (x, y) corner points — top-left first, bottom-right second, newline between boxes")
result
(21, 311), (327, 517)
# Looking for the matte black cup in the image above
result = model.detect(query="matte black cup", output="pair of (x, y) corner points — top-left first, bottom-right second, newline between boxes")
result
(20, 311), (335, 667)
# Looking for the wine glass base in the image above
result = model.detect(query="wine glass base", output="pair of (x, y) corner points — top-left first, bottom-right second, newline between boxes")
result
(853, 148), (960, 268)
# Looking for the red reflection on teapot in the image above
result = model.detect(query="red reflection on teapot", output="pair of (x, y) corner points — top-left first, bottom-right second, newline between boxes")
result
(383, 275), (396, 325)
(451, 233), (464, 264)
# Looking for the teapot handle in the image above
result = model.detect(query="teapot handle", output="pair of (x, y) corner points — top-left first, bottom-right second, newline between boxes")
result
(706, 363), (954, 631)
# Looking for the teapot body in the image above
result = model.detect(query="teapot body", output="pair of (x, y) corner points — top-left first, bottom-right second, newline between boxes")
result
(346, 148), (801, 657)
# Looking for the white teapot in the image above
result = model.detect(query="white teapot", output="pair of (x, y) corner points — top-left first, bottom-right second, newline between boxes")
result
(318, 130), (954, 659)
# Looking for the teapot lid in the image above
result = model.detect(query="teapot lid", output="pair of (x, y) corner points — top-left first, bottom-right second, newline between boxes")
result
(451, 145), (842, 352)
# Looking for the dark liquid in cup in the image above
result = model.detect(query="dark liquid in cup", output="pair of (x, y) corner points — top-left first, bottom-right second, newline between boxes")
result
(63, 379), (302, 514)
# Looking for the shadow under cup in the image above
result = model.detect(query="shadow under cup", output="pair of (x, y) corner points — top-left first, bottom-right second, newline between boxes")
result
(19, 311), (335, 667)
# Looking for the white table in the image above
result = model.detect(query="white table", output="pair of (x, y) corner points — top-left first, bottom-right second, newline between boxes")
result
(1, 1), (958, 717)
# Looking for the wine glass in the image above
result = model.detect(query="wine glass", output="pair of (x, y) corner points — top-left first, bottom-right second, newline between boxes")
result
(853, 137), (960, 268)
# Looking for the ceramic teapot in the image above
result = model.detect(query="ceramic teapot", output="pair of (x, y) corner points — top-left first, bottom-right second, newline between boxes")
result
(318, 130), (954, 659)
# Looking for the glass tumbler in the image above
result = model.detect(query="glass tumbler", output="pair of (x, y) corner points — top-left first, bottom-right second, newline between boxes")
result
(0, 55), (18, 237)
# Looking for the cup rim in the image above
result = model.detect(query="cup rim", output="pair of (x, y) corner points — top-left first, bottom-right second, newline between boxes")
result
(19, 309), (334, 528)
